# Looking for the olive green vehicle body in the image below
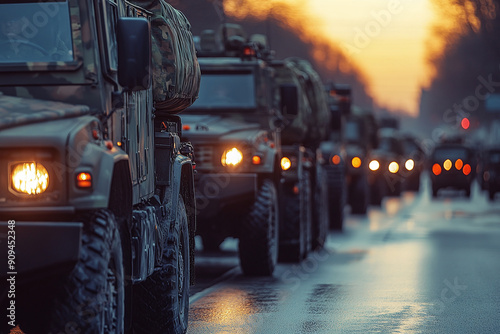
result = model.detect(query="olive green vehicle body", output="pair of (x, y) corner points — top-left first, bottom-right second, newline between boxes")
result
(0, 0), (197, 331)
(181, 56), (280, 245)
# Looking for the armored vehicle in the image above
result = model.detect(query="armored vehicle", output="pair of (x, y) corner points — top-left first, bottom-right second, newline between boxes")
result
(181, 31), (281, 276)
(271, 58), (330, 251)
(343, 108), (378, 213)
(0, 1), (199, 333)
(322, 83), (350, 230)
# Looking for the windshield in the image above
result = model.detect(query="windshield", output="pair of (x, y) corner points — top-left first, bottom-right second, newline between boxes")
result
(433, 147), (469, 161)
(0, 1), (73, 63)
(189, 73), (256, 109)
(344, 120), (361, 142)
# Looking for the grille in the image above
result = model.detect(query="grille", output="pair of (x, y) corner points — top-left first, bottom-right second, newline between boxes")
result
(195, 145), (214, 168)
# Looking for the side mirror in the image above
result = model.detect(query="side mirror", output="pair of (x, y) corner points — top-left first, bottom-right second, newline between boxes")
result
(117, 18), (151, 91)
(280, 84), (299, 116)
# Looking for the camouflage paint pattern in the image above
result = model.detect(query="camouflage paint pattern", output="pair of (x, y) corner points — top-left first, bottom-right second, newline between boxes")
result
(0, 94), (90, 131)
(130, 0), (200, 113)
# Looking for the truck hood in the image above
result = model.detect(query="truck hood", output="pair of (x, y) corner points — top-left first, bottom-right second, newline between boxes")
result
(0, 94), (90, 131)
(181, 114), (261, 141)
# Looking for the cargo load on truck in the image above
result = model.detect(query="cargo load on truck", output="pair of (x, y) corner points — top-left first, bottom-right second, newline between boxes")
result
(131, 0), (201, 113)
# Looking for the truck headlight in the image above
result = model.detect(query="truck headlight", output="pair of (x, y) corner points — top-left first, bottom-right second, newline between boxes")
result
(388, 161), (399, 174)
(11, 162), (49, 195)
(281, 157), (292, 171)
(405, 159), (415, 171)
(221, 148), (243, 167)
(369, 160), (380, 171)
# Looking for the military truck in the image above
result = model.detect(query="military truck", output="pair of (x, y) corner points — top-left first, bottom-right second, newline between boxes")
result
(0, 1), (199, 333)
(343, 107), (378, 213)
(322, 83), (350, 230)
(275, 57), (330, 254)
(181, 29), (281, 276)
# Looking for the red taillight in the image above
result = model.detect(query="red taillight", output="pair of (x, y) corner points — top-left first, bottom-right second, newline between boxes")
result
(463, 164), (471, 176)
(432, 163), (442, 176)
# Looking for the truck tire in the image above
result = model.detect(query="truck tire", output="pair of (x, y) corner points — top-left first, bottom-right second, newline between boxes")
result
(329, 199), (344, 231)
(279, 172), (311, 262)
(312, 170), (329, 249)
(350, 175), (369, 214)
(133, 195), (190, 334)
(239, 179), (279, 276)
(49, 210), (124, 334)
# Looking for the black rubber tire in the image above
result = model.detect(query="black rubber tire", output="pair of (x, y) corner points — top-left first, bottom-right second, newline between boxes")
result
(350, 175), (369, 214)
(279, 171), (311, 262)
(133, 196), (190, 334)
(489, 190), (496, 201)
(49, 210), (124, 334)
(312, 168), (329, 250)
(239, 179), (279, 276)
(464, 187), (471, 198)
(329, 199), (344, 231)
(432, 186), (439, 198)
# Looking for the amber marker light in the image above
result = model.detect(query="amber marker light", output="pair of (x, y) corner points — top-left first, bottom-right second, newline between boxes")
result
(463, 164), (472, 176)
(432, 163), (442, 176)
(281, 157), (291, 171)
(455, 159), (463, 170)
(76, 172), (92, 188)
(252, 155), (261, 165)
(183, 124), (191, 131)
(11, 162), (49, 195)
(331, 155), (341, 165)
(443, 159), (452, 171)
(388, 161), (399, 174)
(351, 157), (361, 168)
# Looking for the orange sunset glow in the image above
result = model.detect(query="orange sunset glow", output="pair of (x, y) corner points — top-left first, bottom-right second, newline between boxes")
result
(223, 0), (450, 117)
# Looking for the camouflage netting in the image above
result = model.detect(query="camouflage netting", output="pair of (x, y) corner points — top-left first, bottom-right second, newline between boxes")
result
(131, 0), (200, 114)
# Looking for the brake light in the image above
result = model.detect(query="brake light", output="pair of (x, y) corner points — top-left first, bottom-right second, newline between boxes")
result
(432, 163), (442, 176)
(455, 159), (463, 170)
(463, 164), (471, 176)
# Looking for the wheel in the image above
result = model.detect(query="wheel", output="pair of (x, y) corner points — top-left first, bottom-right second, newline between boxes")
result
(432, 186), (439, 198)
(350, 175), (369, 214)
(312, 168), (329, 250)
(464, 187), (471, 198)
(278, 172), (311, 263)
(489, 190), (496, 201)
(49, 210), (124, 334)
(329, 198), (344, 231)
(239, 179), (279, 276)
(133, 195), (190, 334)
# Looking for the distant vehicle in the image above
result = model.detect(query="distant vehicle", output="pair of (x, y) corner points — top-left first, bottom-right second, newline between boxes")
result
(343, 109), (378, 214)
(479, 146), (500, 200)
(430, 143), (475, 198)
(400, 135), (426, 191)
(368, 128), (404, 205)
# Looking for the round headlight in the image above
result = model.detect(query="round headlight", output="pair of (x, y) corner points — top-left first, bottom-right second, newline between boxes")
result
(221, 148), (243, 167)
(281, 157), (292, 171)
(11, 162), (49, 195)
(388, 161), (399, 174)
(405, 159), (415, 171)
(369, 160), (380, 171)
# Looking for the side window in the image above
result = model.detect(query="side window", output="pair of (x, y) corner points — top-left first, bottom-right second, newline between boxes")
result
(103, 0), (118, 71)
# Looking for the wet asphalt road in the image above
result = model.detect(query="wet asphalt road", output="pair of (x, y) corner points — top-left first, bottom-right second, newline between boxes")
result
(188, 175), (500, 334)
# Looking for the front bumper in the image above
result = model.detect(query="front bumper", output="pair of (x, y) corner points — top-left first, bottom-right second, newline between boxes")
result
(195, 173), (257, 219)
(1, 221), (82, 280)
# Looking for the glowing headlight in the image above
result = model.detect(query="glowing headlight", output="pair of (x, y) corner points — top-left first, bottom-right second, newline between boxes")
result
(388, 161), (399, 174)
(221, 148), (243, 167)
(443, 159), (452, 171)
(281, 157), (292, 171)
(11, 162), (49, 195)
(405, 159), (415, 171)
(369, 160), (380, 171)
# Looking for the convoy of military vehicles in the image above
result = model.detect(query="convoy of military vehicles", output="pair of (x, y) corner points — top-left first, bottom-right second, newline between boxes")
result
(0, 1), (424, 333)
